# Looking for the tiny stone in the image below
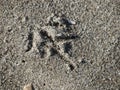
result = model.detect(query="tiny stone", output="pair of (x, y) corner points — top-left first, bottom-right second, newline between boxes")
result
(65, 63), (74, 71)
(22, 17), (26, 22)
(66, 64), (70, 70)
(22, 16), (28, 22)
(67, 19), (76, 25)
(23, 83), (34, 90)
(118, 72), (120, 75)
(78, 58), (82, 63)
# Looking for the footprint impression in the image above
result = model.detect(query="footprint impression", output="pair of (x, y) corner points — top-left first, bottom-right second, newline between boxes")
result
(24, 14), (78, 70)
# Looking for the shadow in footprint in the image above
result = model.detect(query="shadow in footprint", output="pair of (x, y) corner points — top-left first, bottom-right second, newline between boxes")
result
(64, 42), (72, 54)
(50, 48), (58, 56)
(25, 32), (33, 52)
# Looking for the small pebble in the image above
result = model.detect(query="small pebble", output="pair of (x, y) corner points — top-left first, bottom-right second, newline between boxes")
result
(67, 19), (76, 25)
(23, 83), (34, 90)
(22, 16), (28, 22)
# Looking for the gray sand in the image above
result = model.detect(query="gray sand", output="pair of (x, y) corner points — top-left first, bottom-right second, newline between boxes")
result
(0, 0), (120, 90)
